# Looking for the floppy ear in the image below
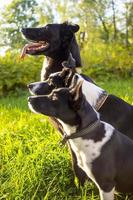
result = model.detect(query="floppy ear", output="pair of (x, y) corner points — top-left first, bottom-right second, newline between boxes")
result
(62, 53), (76, 68)
(69, 24), (80, 33)
(70, 81), (83, 110)
(69, 75), (78, 89)
(65, 69), (75, 87)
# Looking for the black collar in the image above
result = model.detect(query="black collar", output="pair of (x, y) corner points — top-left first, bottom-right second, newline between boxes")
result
(61, 119), (100, 145)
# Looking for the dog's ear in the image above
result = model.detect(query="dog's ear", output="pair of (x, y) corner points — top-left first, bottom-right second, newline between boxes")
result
(62, 53), (76, 69)
(69, 75), (78, 89)
(60, 67), (73, 86)
(62, 22), (80, 33)
(65, 70), (75, 87)
(60, 67), (70, 78)
(70, 81), (83, 110)
(69, 24), (80, 33)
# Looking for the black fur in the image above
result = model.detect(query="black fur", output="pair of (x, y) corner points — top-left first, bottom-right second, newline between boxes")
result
(29, 68), (133, 186)
(23, 22), (133, 186)
(22, 22), (81, 80)
(29, 68), (133, 140)
(28, 84), (133, 196)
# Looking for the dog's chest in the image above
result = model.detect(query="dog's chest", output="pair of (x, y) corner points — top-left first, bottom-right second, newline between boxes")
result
(58, 120), (114, 185)
(69, 138), (99, 172)
(69, 123), (113, 181)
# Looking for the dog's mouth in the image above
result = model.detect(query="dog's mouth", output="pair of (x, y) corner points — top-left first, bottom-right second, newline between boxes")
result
(20, 41), (50, 59)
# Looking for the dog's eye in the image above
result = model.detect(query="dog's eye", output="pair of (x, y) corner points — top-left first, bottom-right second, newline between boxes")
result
(51, 93), (58, 101)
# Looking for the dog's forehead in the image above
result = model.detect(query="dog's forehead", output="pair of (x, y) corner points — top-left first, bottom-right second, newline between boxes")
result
(49, 71), (61, 78)
(44, 23), (61, 30)
(43, 23), (72, 33)
(52, 87), (69, 96)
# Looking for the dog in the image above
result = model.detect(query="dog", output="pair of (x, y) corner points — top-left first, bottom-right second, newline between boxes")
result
(28, 65), (133, 186)
(22, 22), (133, 186)
(21, 22), (82, 80)
(28, 81), (133, 200)
(28, 67), (133, 140)
(20, 30), (88, 185)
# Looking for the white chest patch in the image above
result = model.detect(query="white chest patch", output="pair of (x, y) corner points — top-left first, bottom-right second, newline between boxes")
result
(76, 74), (104, 108)
(58, 119), (114, 187)
(70, 122), (113, 168)
(41, 59), (48, 81)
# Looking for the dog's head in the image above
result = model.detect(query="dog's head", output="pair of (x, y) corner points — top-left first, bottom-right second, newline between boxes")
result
(28, 81), (83, 125)
(28, 67), (76, 95)
(21, 22), (79, 58)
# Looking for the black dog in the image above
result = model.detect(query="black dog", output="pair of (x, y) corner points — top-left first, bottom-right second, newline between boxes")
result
(21, 22), (82, 80)
(29, 67), (133, 140)
(22, 22), (133, 186)
(28, 65), (75, 95)
(28, 81), (133, 199)
(28, 66), (133, 187)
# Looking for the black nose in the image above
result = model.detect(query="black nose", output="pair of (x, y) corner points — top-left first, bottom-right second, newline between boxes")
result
(27, 84), (31, 89)
(21, 28), (27, 34)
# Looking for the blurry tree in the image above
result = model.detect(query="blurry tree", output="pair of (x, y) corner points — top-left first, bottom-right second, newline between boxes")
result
(0, 0), (38, 49)
(36, 0), (54, 25)
(0, 0), (132, 80)
(124, 1), (133, 47)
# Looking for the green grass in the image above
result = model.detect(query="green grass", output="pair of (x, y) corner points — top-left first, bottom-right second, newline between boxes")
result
(0, 78), (133, 200)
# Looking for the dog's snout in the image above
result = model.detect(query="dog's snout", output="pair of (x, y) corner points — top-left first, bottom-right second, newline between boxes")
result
(21, 28), (27, 34)
(27, 83), (32, 89)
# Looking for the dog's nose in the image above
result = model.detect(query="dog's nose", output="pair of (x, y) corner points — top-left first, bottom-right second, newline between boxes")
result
(21, 28), (27, 34)
(27, 84), (32, 89)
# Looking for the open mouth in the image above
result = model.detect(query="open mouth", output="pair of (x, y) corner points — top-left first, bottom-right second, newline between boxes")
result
(20, 41), (50, 59)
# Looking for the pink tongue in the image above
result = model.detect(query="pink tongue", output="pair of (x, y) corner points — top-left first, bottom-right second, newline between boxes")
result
(20, 43), (41, 59)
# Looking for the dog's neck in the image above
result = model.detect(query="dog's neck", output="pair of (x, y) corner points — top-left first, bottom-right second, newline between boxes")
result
(77, 74), (106, 109)
(41, 50), (75, 80)
(58, 100), (99, 137)
(41, 35), (82, 81)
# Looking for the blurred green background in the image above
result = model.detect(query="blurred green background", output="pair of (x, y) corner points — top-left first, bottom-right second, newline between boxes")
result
(0, 0), (133, 95)
(0, 1), (133, 199)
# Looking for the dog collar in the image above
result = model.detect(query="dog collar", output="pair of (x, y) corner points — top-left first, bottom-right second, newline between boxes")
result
(61, 119), (100, 145)
(94, 92), (108, 111)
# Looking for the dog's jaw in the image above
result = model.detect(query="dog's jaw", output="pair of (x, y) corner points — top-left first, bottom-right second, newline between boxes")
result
(28, 101), (39, 114)
(20, 41), (50, 58)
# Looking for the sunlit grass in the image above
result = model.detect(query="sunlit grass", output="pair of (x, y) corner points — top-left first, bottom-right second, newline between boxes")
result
(0, 78), (133, 200)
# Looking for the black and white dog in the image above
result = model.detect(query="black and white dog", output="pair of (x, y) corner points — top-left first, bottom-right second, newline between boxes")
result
(28, 81), (133, 200)
(21, 22), (133, 141)
(29, 67), (133, 140)
(28, 66), (133, 186)
(22, 22), (133, 186)
(21, 22), (82, 80)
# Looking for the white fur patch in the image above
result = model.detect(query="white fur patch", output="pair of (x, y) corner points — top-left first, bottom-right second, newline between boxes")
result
(41, 59), (48, 81)
(58, 119), (114, 196)
(28, 102), (39, 114)
(76, 74), (104, 108)
(76, 67), (82, 74)
(57, 119), (77, 136)
(99, 188), (114, 200)
(69, 122), (114, 168)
